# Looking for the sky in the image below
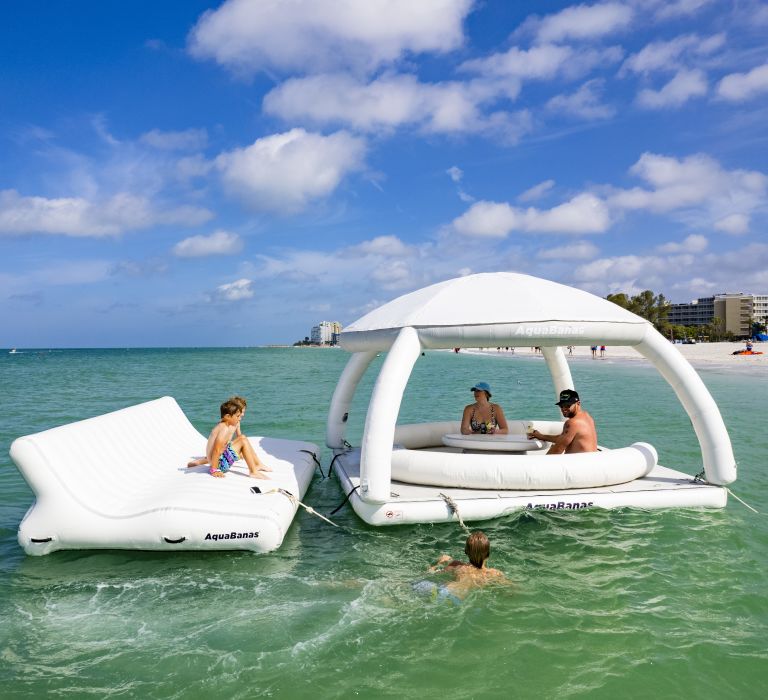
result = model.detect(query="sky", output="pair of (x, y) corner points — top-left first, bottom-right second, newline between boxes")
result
(2, 0), (768, 347)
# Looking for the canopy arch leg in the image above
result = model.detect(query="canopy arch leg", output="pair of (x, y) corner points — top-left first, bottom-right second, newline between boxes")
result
(542, 346), (574, 407)
(360, 326), (421, 503)
(326, 351), (378, 449)
(636, 328), (736, 484)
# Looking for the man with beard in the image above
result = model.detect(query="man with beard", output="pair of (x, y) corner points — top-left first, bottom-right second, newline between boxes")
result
(528, 389), (597, 454)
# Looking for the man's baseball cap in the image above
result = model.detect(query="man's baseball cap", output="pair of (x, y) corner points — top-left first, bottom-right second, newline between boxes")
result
(555, 389), (580, 406)
(471, 381), (492, 397)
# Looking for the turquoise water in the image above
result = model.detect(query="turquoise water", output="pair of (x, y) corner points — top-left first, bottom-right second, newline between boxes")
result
(1, 348), (766, 698)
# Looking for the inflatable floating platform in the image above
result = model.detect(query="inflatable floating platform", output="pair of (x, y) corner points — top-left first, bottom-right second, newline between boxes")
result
(11, 397), (319, 555)
(326, 272), (735, 526)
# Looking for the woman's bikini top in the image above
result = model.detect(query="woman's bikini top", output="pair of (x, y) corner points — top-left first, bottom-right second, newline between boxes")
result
(470, 405), (497, 434)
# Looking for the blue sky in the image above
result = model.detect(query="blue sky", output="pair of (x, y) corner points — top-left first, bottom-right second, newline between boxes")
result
(2, 0), (767, 347)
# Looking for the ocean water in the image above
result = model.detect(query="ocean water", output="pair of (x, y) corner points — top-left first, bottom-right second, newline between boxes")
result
(1, 348), (766, 698)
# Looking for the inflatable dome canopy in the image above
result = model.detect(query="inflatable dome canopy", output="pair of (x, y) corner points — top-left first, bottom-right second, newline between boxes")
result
(340, 272), (649, 352)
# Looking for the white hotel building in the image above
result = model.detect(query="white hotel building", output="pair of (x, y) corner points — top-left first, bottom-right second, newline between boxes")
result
(311, 321), (342, 345)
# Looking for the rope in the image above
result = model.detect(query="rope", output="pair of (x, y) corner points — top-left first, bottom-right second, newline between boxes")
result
(692, 471), (759, 513)
(259, 487), (339, 527)
(439, 492), (471, 535)
(331, 485), (360, 515)
(299, 449), (324, 478)
(726, 488), (760, 514)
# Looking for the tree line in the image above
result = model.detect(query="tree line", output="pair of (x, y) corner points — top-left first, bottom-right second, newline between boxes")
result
(605, 290), (745, 342)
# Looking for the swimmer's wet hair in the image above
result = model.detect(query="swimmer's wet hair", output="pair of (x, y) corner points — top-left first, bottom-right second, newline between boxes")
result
(465, 530), (490, 568)
(220, 399), (241, 418)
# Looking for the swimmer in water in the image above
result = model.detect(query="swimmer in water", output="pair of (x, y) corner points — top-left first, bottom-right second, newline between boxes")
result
(418, 531), (505, 601)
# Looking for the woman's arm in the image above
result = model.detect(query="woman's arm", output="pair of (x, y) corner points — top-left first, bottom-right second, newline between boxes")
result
(460, 405), (473, 434)
(493, 404), (509, 434)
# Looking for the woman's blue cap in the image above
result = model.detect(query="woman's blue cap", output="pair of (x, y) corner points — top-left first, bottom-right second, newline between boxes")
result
(471, 382), (492, 396)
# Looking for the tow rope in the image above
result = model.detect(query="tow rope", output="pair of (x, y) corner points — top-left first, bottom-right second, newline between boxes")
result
(439, 492), (471, 534)
(726, 488), (759, 514)
(257, 487), (339, 527)
(693, 470), (759, 513)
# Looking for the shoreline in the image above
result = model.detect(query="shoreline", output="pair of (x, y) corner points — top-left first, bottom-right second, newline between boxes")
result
(455, 342), (767, 374)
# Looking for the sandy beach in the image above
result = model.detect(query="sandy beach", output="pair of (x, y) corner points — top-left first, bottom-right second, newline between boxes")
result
(462, 341), (767, 371)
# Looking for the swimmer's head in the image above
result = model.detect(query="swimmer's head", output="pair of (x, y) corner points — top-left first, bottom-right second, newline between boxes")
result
(465, 530), (490, 569)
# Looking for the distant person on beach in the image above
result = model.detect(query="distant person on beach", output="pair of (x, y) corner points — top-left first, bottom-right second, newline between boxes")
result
(567, 345), (574, 355)
(600, 345), (606, 358)
(189, 398), (271, 479)
(461, 382), (509, 434)
(426, 531), (506, 598)
(528, 389), (597, 454)
(591, 345), (597, 358)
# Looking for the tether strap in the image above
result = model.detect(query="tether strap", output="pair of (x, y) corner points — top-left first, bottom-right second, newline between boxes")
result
(439, 492), (471, 534)
(299, 449), (324, 478)
(327, 453), (344, 477)
(331, 485), (360, 515)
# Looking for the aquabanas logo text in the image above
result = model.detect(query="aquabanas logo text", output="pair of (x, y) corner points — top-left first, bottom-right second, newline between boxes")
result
(205, 531), (259, 541)
(515, 324), (585, 337)
(526, 501), (594, 510)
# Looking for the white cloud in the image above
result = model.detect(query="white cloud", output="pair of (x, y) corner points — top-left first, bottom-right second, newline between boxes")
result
(716, 63), (768, 102)
(461, 43), (623, 84)
(452, 201), (519, 238)
(714, 213), (749, 235)
(215, 128), (366, 213)
(447, 166), (463, 183)
(0, 189), (212, 237)
(173, 230), (243, 258)
(653, 0), (716, 20)
(608, 153), (767, 232)
(657, 234), (708, 253)
(140, 128), (208, 151)
(547, 79), (615, 120)
(176, 154), (213, 180)
(575, 253), (671, 284)
(519, 180), (555, 202)
(537, 241), (599, 260)
(452, 193), (610, 237)
(571, 242), (768, 300)
(263, 73), (533, 140)
(636, 69), (707, 109)
(252, 235), (432, 292)
(188, 0), (473, 75)
(529, 3), (634, 44)
(620, 33), (724, 76)
(345, 235), (415, 257)
(216, 278), (254, 301)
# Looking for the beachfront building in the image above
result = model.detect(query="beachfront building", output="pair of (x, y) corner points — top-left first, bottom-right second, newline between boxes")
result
(669, 292), (767, 337)
(311, 321), (342, 345)
(754, 295), (768, 327)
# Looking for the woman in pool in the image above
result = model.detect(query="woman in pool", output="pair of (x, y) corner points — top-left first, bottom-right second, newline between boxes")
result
(460, 381), (509, 435)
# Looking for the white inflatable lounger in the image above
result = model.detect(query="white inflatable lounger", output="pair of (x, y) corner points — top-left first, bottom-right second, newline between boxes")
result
(10, 397), (319, 556)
